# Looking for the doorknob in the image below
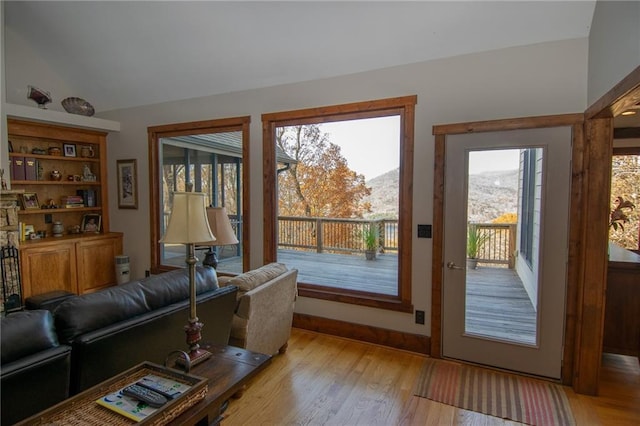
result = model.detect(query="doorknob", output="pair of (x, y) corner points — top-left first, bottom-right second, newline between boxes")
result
(446, 261), (464, 270)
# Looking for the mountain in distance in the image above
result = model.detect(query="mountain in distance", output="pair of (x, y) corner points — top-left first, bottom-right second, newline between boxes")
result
(363, 167), (519, 223)
(467, 169), (519, 223)
(363, 168), (399, 219)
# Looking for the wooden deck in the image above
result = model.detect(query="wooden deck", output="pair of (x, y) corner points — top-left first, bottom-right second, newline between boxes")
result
(466, 267), (537, 345)
(176, 248), (536, 344)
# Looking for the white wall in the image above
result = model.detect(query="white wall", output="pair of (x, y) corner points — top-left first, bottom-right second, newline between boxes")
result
(3, 27), (75, 112)
(587, 0), (640, 105)
(88, 38), (588, 336)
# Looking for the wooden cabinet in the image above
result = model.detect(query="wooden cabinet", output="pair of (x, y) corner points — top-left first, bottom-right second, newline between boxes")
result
(20, 233), (123, 299)
(20, 240), (78, 298)
(604, 243), (640, 359)
(76, 233), (123, 294)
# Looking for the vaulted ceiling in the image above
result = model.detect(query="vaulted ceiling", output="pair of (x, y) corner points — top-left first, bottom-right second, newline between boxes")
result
(4, 1), (597, 113)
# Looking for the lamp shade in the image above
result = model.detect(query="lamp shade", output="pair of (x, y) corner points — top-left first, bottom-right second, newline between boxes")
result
(200, 207), (239, 246)
(160, 192), (215, 244)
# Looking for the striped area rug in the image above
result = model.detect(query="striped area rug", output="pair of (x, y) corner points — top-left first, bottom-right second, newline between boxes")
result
(414, 358), (575, 426)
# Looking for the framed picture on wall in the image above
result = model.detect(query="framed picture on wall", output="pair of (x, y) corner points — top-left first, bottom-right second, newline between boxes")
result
(117, 159), (138, 209)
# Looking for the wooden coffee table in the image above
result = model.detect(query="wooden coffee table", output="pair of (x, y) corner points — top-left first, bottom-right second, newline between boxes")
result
(168, 345), (271, 425)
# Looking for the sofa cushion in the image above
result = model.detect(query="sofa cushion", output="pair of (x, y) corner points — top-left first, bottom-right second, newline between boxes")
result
(1, 310), (59, 364)
(55, 266), (219, 344)
(226, 263), (287, 297)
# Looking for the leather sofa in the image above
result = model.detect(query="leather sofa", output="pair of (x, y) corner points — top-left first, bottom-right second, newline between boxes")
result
(0, 266), (238, 424)
(54, 266), (238, 394)
(1, 309), (72, 425)
(220, 263), (298, 355)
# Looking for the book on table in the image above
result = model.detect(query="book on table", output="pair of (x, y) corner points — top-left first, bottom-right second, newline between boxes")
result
(96, 374), (192, 421)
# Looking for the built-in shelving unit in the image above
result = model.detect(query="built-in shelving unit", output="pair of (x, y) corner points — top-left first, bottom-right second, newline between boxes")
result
(6, 118), (123, 298)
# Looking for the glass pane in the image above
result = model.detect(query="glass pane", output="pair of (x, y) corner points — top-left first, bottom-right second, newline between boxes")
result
(159, 132), (243, 275)
(464, 148), (541, 345)
(275, 116), (400, 295)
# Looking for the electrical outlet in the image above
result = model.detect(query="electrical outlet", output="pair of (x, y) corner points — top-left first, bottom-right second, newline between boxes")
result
(415, 310), (425, 325)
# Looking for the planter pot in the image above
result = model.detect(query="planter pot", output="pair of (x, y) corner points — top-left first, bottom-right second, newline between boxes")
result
(365, 250), (377, 260)
(466, 258), (479, 270)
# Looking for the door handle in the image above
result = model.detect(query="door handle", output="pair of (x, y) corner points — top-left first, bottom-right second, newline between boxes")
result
(446, 261), (464, 270)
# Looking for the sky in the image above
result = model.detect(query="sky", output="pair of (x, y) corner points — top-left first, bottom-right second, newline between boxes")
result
(318, 116), (400, 181)
(468, 149), (520, 174)
(318, 117), (520, 180)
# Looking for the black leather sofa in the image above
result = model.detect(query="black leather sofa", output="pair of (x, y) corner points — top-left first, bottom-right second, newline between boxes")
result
(0, 266), (238, 424)
(55, 266), (238, 394)
(1, 309), (72, 425)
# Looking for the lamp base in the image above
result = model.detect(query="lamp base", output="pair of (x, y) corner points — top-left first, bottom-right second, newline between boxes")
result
(177, 317), (212, 368)
(175, 347), (212, 368)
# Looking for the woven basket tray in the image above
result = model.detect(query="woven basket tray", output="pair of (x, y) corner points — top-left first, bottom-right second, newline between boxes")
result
(21, 362), (208, 425)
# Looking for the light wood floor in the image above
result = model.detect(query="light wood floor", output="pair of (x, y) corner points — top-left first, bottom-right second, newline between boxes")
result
(222, 329), (640, 425)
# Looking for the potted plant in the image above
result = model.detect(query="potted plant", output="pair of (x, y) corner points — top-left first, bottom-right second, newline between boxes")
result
(466, 224), (488, 270)
(362, 224), (379, 260)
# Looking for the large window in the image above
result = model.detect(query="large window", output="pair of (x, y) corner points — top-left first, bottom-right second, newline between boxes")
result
(149, 117), (250, 274)
(262, 96), (416, 312)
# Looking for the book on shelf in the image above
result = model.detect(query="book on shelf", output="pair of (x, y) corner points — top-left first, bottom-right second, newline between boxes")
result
(10, 157), (25, 180)
(95, 374), (192, 422)
(24, 157), (37, 181)
(76, 189), (96, 207)
(60, 195), (85, 208)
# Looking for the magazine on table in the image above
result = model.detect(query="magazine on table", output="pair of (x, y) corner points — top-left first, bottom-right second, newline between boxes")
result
(96, 374), (192, 421)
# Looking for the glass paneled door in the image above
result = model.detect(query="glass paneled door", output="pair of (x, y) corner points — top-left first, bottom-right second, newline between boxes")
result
(442, 127), (571, 379)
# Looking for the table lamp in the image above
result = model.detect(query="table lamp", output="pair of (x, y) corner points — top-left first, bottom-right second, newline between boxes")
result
(201, 207), (239, 269)
(160, 190), (215, 367)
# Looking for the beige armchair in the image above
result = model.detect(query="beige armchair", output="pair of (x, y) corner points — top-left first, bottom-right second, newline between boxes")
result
(220, 263), (298, 355)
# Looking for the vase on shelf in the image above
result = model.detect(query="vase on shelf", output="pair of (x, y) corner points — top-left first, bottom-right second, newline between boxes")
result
(52, 221), (64, 237)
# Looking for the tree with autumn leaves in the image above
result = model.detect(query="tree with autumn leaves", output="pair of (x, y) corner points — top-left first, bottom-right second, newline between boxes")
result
(276, 124), (372, 218)
(610, 154), (639, 250)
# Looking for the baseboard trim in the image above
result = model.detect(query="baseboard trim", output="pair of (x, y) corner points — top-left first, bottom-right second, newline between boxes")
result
(292, 313), (430, 354)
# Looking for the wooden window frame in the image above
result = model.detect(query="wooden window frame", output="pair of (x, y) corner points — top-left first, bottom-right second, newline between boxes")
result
(148, 117), (251, 274)
(262, 96), (416, 312)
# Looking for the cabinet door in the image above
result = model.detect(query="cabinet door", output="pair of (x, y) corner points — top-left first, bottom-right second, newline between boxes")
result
(76, 235), (123, 293)
(21, 242), (78, 298)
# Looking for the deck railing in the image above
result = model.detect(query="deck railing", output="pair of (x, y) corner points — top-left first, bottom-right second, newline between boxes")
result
(277, 216), (399, 254)
(167, 212), (516, 267)
(474, 223), (517, 268)
(277, 217), (516, 266)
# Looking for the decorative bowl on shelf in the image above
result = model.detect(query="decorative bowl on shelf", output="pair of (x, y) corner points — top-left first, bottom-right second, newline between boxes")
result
(61, 97), (95, 116)
(27, 86), (52, 109)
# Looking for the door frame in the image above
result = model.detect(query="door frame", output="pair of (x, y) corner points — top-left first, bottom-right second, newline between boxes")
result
(431, 65), (640, 395)
(431, 113), (584, 386)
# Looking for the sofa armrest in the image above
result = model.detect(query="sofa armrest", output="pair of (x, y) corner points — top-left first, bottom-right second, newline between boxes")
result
(0, 345), (71, 379)
(1, 345), (71, 425)
(234, 269), (298, 355)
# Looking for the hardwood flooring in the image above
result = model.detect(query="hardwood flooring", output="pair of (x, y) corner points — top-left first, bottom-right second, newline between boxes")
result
(222, 329), (640, 425)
